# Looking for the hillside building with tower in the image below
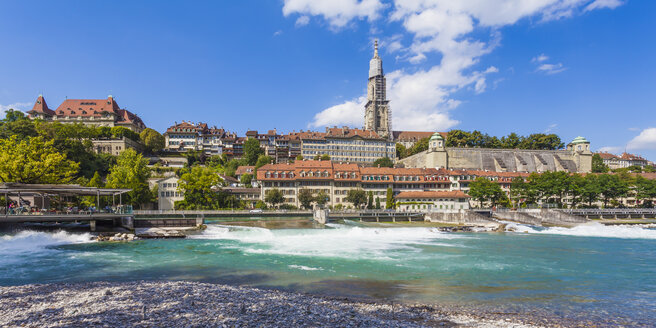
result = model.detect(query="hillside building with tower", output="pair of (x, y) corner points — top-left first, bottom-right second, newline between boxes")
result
(27, 95), (146, 133)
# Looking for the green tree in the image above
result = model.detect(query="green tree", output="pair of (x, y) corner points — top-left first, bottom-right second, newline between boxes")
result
(139, 128), (165, 153)
(298, 188), (314, 209)
(224, 158), (247, 177)
(243, 138), (263, 165)
(591, 154), (609, 173)
(406, 138), (429, 157)
(386, 187), (394, 209)
(296, 154), (303, 160)
(597, 174), (629, 207)
(255, 200), (267, 209)
(367, 191), (374, 209)
(264, 188), (284, 207)
(255, 155), (273, 169)
(373, 157), (394, 168)
(633, 175), (656, 206)
(110, 126), (140, 142)
(105, 149), (152, 208)
(315, 190), (329, 207)
(395, 143), (407, 159)
(500, 133), (523, 149)
(0, 136), (79, 184)
(468, 177), (505, 208)
(375, 197), (381, 209)
(240, 173), (253, 187)
(346, 189), (367, 208)
(88, 171), (104, 188)
(175, 166), (224, 210)
(314, 154), (330, 160)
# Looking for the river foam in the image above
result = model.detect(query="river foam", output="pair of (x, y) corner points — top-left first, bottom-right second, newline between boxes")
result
(193, 224), (467, 260)
(0, 230), (94, 255)
(504, 221), (656, 239)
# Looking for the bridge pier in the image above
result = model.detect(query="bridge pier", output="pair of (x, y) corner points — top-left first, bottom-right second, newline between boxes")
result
(90, 220), (96, 232)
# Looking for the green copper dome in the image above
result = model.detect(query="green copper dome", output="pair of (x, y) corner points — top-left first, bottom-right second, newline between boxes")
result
(430, 132), (444, 141)
(571, 136), (589, 144)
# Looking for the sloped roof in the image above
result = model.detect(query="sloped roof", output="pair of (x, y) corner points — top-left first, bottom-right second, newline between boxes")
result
(28, 95), (55, 116)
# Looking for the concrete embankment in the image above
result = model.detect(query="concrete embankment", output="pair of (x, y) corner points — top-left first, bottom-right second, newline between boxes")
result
(493, 209), (588, 227)
(425, 211), (500, 228)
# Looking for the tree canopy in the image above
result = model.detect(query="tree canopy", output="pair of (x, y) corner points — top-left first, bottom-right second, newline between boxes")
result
(0, 136), (79, 184)
(373, 157), (394, 168)
(243, 138), (263, 165)
(105, 149), (152, 208)
(140, 128), (165, 153)
(175, 166), (225, 210)
(447, 130), (564, 150)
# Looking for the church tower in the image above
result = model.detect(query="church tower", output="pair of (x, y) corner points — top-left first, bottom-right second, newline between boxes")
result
(364, 40), (391, 139)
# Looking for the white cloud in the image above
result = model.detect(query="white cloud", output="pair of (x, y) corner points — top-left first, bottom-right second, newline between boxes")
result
(309, 96), (366, 128)
(295, 16), (310, 27)
(532, 53), (566, 74)
(537, 62), (566, 74)
(273, 30), (283, 36)
(627, 128), (656, 151)
(545, 123), (558, 133)
(287, 0), (624, 130)
(283, 0), (385, 28)
(598, 146), (621, 153)
(585, 0), (623, 12)
(0, 102), (31, 113)
(532, 54), (549, 63)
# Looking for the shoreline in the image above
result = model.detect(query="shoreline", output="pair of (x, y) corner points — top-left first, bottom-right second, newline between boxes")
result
(0, 280), (556, 328)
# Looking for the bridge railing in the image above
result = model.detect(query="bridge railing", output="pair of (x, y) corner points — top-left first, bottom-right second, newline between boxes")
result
(559, 208), (656, 214)
(133, 209), (312, 215)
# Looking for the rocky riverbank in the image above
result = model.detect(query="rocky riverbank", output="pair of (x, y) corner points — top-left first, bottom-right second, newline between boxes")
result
(0, 281), (551, 328)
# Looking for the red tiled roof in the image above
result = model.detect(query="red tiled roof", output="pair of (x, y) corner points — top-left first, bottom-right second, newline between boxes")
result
(596, 152), (619, 160)
(235, 166), (255, 175)
(396, 190), (470, 199)
(392, 131), (445, 142)
(45, 96), (145, 127)
(27, 95), (55, 116)
(620, 152), (646, 161)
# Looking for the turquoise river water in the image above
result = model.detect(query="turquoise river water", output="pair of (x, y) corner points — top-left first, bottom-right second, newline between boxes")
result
(1, 219), (655, 326)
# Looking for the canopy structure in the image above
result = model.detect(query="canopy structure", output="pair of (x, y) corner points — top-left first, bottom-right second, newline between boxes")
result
(0, 183), (132, 215)
(0, 183), (130, 197)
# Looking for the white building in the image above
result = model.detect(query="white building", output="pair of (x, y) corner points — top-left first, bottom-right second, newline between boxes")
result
(157, 176), (184, 210)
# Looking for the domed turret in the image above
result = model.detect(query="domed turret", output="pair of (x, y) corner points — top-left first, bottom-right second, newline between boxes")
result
(429, 132), (445, 152)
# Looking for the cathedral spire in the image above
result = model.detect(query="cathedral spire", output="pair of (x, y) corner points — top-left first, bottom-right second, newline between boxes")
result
(374, 39), (379, 58)
(369, 40), (383, 78)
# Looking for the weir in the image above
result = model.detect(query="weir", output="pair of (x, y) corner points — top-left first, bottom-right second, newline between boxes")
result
(313, 209), (425, 223)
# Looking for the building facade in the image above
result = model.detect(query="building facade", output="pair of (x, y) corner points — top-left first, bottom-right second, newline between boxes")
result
(163, 121), (241, 156)
(91, 137), (144, 156)
(597, 152), (650, 170)
(256, 160), (527, 208)
(156, 176), (184, 210)
(27, 95), (146, 132)
(395, 191), (471, 212)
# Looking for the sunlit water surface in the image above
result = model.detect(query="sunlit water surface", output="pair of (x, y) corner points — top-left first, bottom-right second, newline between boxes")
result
(1, 220), (655, 326)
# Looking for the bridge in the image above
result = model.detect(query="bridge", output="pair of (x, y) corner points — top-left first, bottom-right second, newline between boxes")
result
(559, 208), (656, 219)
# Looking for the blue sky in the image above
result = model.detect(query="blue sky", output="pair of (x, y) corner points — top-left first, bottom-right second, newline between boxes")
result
(1, 0), (655, 160)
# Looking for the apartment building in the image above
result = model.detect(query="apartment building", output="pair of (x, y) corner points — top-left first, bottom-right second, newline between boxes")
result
(597, 152), (651, 170)
(256, 160), (527, 208)
(163, 121), (240, 156)
(28, 95), (146, 132)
